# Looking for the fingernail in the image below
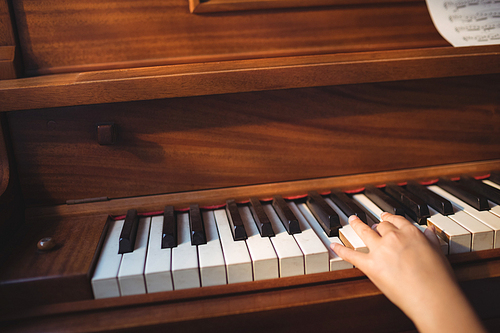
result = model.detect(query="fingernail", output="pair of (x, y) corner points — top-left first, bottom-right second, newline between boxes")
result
(380, 212), (389, 219)
(348, 215), (358, 222)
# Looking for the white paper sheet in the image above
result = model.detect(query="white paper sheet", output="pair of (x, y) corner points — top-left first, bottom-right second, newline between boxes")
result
(425, 0), (500, 46)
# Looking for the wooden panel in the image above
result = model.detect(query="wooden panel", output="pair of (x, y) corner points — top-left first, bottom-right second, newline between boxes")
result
(0, 114), (24, 256)
(25, 159), (500, 219)
(0, 0), (20, 79)
(0, 0), (15, 47)
(0, 214), (108, 308)
(7, 75), (500, 206)
(189, 0), (416, 13)
(1, 47), (500, 112)
(11, 0), (447, 75)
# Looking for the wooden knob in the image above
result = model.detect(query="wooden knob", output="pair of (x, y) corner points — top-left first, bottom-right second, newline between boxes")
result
(37, 237), (56, 251)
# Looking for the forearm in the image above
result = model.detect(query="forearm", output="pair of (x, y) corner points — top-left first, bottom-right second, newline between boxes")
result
(408, 283), (486, 333)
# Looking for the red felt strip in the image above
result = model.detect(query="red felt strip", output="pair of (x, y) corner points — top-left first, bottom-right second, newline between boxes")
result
(344, 187), (365, 194)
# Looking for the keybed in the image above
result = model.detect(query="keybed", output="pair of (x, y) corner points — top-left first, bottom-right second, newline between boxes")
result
(91, 174), (500, 299)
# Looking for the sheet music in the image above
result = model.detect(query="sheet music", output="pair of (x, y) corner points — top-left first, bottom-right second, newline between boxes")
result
(425, 0), (500, 46)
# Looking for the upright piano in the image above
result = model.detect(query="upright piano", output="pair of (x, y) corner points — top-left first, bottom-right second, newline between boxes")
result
(1, 0), (500, 331)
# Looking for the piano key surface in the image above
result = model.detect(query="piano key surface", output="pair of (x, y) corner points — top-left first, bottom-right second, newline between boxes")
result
(92, 219), (125, 299)
(198, 210), (227, 287)
(296, 203), (353, 271)
(429, 185), (497, 250)
(289, 202), (329, 274)
(263, 204), (305, 277)
(214, 209), (253, 284)
(117, 217), (150, 296)
(172, 212), (201, 290)
(239, 205), (279, 281)
(145, 215), (173, 293)
(91, 174), (500, 299)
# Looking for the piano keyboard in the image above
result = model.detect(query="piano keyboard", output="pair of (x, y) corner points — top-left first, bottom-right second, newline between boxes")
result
(91, 173), (500, 299)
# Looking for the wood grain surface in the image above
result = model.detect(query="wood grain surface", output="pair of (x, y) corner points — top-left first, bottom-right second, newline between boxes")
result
(1, 46), (499, 112)
(189, 0), (416, 13)
(0, 0), (20, 79)
(7, 74), (500, 207)
(10, 0), (446, 76)
(0, 214), (108, 309)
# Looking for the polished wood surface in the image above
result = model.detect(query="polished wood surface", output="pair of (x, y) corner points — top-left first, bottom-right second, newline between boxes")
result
(1, 1), (500, 332)
(0, 0), (19, 79)
(0, 214), (108, 310)
(11, 0), (446, 76)
(189, 0), (415, 13)
(7, 74), (500, 207)
(1, 46), (499, 112)
(25, 159), (500, 220)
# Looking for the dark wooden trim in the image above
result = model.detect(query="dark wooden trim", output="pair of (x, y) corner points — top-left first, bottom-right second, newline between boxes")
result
(189, 0), (417, 13)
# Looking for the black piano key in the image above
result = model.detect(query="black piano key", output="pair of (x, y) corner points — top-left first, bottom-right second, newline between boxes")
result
(189, 204), (207, 245)
(272, 195), (301, 235)
(438, 177), (489, 211)
(329, 190), (367, 224)
(459, 175), (500, 206)
(490, 171), (500, 185)
(225, 199), (248, 241)
(162, 206), (177, 248)
(119, 209), (139, 254)
(306, 191), (341, 237)
(385, 183), (430, 225)
(406, 181), (454, 216)
(249, 197), (275, 237)
(364, 185), (406, 216)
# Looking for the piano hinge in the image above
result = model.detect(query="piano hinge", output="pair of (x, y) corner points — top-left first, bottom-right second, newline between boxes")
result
(66, 197), (109, 205)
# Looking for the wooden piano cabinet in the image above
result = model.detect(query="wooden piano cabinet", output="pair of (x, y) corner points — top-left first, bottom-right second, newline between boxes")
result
(1, 0), (500, 331)
(0, 0), (21, 79)
(5, 75), (500, 208)
(0, 71), (499, 331)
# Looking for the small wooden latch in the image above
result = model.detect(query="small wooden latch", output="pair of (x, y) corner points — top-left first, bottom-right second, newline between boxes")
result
(97, 123), (116, 145)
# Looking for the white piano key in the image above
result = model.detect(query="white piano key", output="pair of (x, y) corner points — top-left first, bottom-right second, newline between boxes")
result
(338, 225), (368, 253)
(484, 179), (500, 191)
(325, 198), (368, 253)
(92, 219), (124, 299)
(430, 184), (500, 248)
(263, 204), (304, 277)
(198, 210), (227, 287)
(429, 185), (496, 250)
(288, 202), (329, 274)
(239, 206), (279, 281)
(172, 212), (200, 290)
(482, 180), (500, 218)
(296, 203), (353, 271)
(118, 217), (150, 296)
(213, 209), (253, 284)
(144, 215), (173, 293)
(427, 207), (471, 254)
(352, 193), (385, 223)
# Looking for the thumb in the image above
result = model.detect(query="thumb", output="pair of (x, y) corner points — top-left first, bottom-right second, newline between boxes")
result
(331, 242), (366, 267)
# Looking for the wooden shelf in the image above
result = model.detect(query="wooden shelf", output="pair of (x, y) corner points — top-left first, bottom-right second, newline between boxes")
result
(1, 46), (499, 112)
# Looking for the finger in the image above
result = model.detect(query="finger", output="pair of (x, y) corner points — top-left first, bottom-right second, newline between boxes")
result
(374, 220), (399, 236)
(348, 215), (381, 248)
(331, 242), (367, 267)
(423, 224), (441, 251)
(380, 212), (412, 229)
